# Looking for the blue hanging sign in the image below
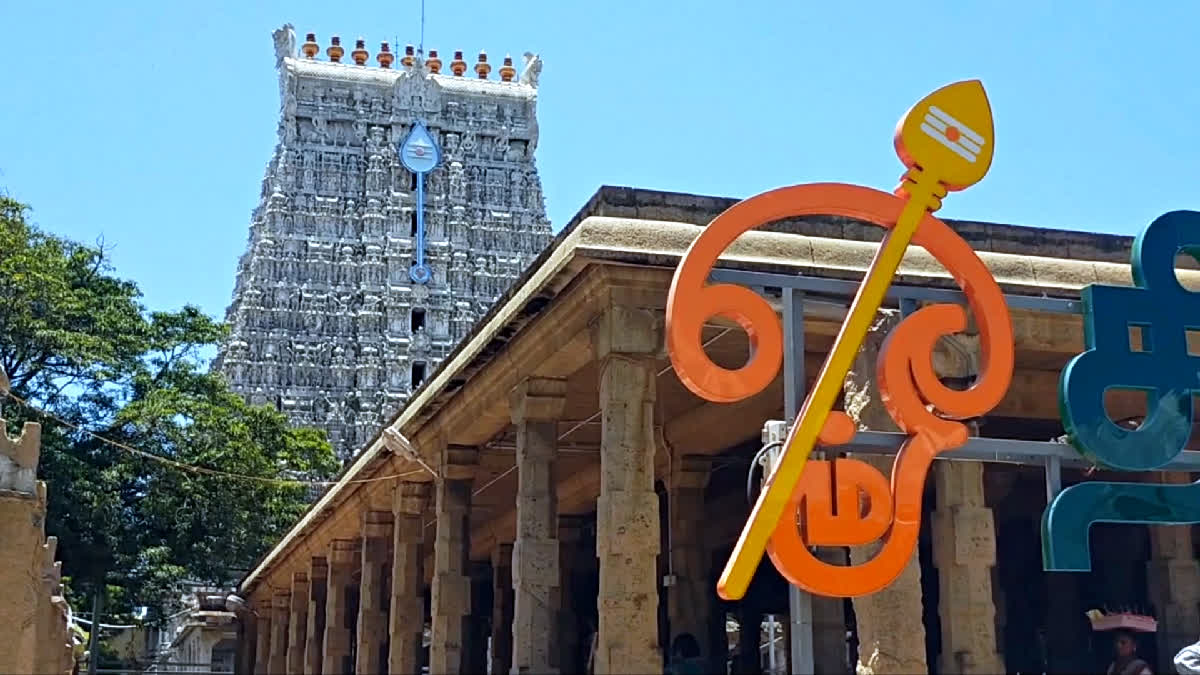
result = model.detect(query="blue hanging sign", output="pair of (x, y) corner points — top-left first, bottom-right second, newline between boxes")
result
(398, 121), (442, 284)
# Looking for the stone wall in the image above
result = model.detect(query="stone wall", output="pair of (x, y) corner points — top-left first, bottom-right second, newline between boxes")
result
(0, 412), (76, 675)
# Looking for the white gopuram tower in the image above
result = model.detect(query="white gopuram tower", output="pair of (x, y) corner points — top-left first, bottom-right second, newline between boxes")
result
(215, 25), (553, 460)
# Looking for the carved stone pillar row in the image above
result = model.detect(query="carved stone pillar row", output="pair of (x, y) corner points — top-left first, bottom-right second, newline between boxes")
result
(391, 482), (431, 675)
(287, 572), (310, 674)
(843, 310), (928, 675)
(268, 590), (291, 675)
(510, 376), (567, 674)
(357, 510), (393, 675)
(323, 539), (360, 675)
(1147, 472), (1200, 673)
(254, 608), (271, 675)
(667, 454), (713, 658)
(593, 304), (663, 673)
(430, 446), (477, 675)
(932, 462), (1003, 674)
(491, 543), (515, 675)
(305, 557), (328, 675)
(558, 517), (587, 675)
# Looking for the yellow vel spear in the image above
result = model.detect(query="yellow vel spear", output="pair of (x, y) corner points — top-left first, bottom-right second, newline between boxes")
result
(717, 80), (996, 600)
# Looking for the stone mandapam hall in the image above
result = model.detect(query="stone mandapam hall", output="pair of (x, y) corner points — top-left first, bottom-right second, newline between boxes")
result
(233, 186), (1200, 675)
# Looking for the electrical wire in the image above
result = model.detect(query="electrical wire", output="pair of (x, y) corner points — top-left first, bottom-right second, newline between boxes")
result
(2, 391), (424, 487)
(746, 441), (783, 506)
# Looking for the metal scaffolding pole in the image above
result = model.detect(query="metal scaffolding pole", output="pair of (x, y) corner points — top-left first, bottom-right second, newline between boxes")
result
(780, 287), (814, 675)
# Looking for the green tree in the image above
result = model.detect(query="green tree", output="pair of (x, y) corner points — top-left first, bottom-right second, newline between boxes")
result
(0, 194), (338, 621)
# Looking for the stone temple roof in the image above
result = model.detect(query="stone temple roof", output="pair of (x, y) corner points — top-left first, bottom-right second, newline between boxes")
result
(565, 186), (1139, 264)
(286, 58), (539, 100)
(274, 24), (540, 100)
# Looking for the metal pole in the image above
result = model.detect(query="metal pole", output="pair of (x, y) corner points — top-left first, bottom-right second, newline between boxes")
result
(415, 172), (426, 272)
(767, 614), (777, 672)
(781, 288), (814, 675)
(87, 584), (104, 675)
(1045, 454), (1063, 502)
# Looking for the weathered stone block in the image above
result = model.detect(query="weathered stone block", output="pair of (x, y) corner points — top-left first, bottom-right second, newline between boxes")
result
(595, 492), (659, 559)
(512, 539), (561, 583)
(510, 377), (568, 422)
(932, 506), (996, 568)
(593, 305), (664, 359)
(394, 480), (432, 516)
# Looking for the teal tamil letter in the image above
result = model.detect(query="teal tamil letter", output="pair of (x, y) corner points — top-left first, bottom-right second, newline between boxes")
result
(1043, 210), (1200, 571)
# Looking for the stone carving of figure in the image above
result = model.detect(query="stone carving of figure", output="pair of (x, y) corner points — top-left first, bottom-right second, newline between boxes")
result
(272, 24), (296, 66)
(312, 116), (329, 144)
(485, 168), (502, 205)
(505, 141), (524, 163)
(320, 157), (337, 192)
(525, 173), (542, 211)
(467, 167), (482, 202)
(443, 133), (460, 157)
(520, 52), (542, 87)
(303, 159), (315, 190)
(511, 169), (525, 208)
(494, 131), (510, 161)
(448, 162), (466, 200)
(461, 132), (477, 154)
(367, 126), (386, 155)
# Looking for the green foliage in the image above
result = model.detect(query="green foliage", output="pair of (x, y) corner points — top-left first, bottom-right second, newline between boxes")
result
(0, 194), (338, 621)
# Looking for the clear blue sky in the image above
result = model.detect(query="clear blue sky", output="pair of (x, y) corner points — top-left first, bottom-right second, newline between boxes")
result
(2, 0), (1198, 319)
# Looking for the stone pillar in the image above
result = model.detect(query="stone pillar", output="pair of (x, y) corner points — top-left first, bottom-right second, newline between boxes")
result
(254, 608), (271, 675)
(667, 454), (712, 658)
(593, 304), (663, 673)
(491, 543), (515, 675)
(429, 446), (477, 675)
(268, 590), (291, 675)
(928, 332), (1003, 675)
(305, 557), (328, 675)
(236, 608), (257, 675)
(323, 539), (360, 675)
(0, 421), (43, 675)
(843, 310), (928, 675)
(558, 517), (587, 675)
(1147, 472), (1200, 673)
(357, 510), (393, 675)
(288, 572), (310, 674)
(391, 482), (431, 674)
(932, 462), (1003, 674)
(466, 566), (492, 673)
(510, 376), (567, 674)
